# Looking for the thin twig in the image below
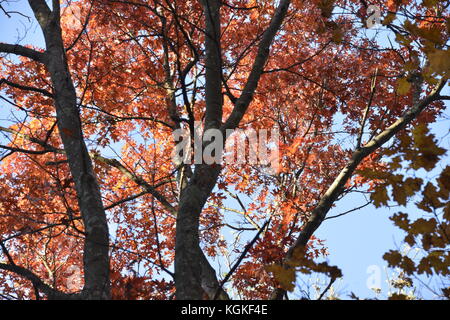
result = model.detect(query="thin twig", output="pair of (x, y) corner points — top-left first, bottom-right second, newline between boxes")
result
(213, 219), (270, 300)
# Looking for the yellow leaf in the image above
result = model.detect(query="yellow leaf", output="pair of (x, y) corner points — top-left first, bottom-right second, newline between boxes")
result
(403, 60), (419, 72)
(372, 186), (390, 207)
(331, 28), (344, 44)
(411, 124), (446, 171)
(384, 250), (402, 266)
(437, 166), (450, 193)
(382, 13), (396, 26)
(402, 177), (423, 197)
(428, 49), (450, 75)
(392, 184), (407, 205)
(410, 218), (437, 235)
(419, 27), (443, 44)
(357, 168), (390, 180)
(422, 0), (438, 7)
(418, 257), (433, 275)
(400, 256), (416, 274)
(390, 212), (410, 231)
(395, 33), (412, 46)
(388, 156), (402, 170)
(389, 293), (409, 300)
(403, 20), (419, 36)
(422, 183), (445, 208)
(265, 264), (296, 292)
(444, 203), (450, 220)
(397, 77), (411, 95)
(318, 0), (335, 18)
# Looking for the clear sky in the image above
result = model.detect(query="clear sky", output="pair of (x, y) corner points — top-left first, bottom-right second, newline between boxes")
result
(0, 0), (448, 299)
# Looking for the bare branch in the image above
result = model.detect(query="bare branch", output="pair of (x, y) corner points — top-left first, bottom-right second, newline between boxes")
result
(213, 219), (270, 300)
(317, 277), (336, 300)
(324, 201), (371, 220)
(356, 68), (378, 149)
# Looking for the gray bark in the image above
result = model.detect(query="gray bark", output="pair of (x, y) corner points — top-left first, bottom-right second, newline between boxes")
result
(27, 0), (110, 299)
(175, 0), (292, 299)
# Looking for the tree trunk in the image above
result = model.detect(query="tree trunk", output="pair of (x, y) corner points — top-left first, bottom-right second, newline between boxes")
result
(28, 0), (110, 299)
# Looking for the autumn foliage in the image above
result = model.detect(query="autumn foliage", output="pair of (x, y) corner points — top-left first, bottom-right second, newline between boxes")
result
(0, 0), (448, 300)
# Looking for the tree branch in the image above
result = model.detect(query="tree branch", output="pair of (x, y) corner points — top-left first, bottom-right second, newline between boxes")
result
(0, 78), (53, 98)
(0, 263), (69, 299)
(271, 77), (447, 299)
(0, 43), (47, 63)
(0, 125), (176, 217)
(222, 0), (291, 131)
(28, 0), (52, 28)
(213, 219), (270, 300)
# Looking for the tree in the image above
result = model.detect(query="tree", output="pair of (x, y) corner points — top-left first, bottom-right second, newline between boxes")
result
(371, 124), (449, 299)
(0, 0), (448, 300)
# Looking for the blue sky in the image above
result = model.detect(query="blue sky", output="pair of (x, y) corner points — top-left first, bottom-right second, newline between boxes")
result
(0, 0), (449, 299)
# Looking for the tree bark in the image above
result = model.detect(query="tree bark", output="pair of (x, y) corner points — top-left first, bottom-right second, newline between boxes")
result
(175, 0), (292, 299)
(27, 0), (110, 299)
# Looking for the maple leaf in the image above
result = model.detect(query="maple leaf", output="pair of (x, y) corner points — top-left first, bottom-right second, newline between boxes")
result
(265, 264), (296, 292)
(384, 250), (403, 267)
(372, 186), (390, 207)
(427, 49), (450, 75)
(397, 78), (411, 95)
